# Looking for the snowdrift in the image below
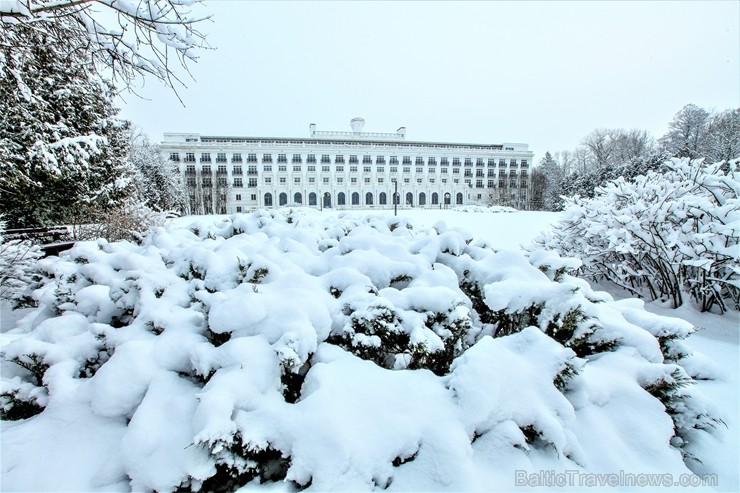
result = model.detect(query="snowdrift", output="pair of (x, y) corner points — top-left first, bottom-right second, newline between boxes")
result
(0, 209), (721, 492)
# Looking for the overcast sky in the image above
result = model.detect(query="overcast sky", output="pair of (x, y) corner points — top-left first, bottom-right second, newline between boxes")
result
(118, 1), (739, 163)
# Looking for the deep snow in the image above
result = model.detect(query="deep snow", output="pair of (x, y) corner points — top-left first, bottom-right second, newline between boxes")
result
(1, 207), (737, 492)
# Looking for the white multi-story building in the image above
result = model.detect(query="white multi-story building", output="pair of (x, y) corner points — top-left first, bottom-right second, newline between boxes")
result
(162, 118), (534, 214)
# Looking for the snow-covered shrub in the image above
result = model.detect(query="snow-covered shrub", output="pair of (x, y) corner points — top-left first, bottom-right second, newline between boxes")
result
(0, 217), (43, 305)
(0, 210), (721, 491)
(537, 157), (740, 313)
(70, 198), (174, 243)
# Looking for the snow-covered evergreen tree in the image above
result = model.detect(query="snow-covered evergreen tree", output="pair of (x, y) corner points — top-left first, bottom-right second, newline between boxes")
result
(0, 217), (42, 304)
(0, 21), (133, 227)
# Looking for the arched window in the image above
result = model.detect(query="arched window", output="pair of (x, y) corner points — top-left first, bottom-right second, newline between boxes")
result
(365, 192), (373, 205)
(323, 192), (331, 208)
(264, 193), (273, 207)
(419, 192), (426, 206)
(309, 192), (317, 206)
(456, 192), (463, 205)
(279, 192), (288, 206)
(444, 192), (451, 205)
(338, 192), (346, 206)
(406, 192), (413, 206)
(379, 192), (387, 205)
(393, 192), (400, 205)
(432, 192), (439, 205)
(294, 192), (302, 204)
(351, 192), (360, 205)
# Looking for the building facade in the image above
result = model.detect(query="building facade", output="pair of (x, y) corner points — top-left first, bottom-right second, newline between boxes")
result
(162, 119), (534, 214)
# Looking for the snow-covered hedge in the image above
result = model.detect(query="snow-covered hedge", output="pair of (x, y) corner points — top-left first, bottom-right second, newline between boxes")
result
(537, 158), (740, 313)
(0, 217), (42, 304)
(0, 209), (721, 491)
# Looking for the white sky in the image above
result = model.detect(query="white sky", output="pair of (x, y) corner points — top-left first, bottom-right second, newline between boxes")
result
(118, 0), (739, 163)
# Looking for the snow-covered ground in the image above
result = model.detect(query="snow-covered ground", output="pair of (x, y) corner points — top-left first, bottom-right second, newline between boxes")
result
(1, 207), (737, 492)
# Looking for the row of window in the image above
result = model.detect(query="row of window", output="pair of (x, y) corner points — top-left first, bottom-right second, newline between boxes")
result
(262, 191), (466, 207)
(185, 175), (527, 190)
(173, 152), (528, 168)
(184, 164), (530, 176)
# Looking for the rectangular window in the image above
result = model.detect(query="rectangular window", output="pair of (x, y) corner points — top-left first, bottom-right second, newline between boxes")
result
(453, 158), (461, 166)
(169, 152), (180, 161)
(376, 156), (386, 164)
(309, 177), (316, 183)
(390, 166), (398, 173)
(323, 177), (330, 184)
(378, 177), (384, 183)
(350, 166), (358, 172)
(232, 153), (243, 163)
(337, 177), (344, 183)
(377, 166), (385, 173)
(351, 177), (358, 184)
(279, 177), (286, 184)
(404, 178), (410, 184)
(499, 159), (506, 167)
(364, 177), (371, 184)
(263, 154), (273, 163)
(248, 178), (257, 187)
(415, 157), (424, 165)
(441, 167), (448, 174)
(442, 178), (448, 184)
(403, 167), (411, 173)
(521, 160), (529, 167)
(362, 155), (372, 164)
(235, 194), (242, 201)
(487, 170), (495, 177)
(185, 165), (196, 175)
(488, 158), (496, 166)
(335, 155), (345, 163)
(476, 158), (484, 167)
(293, 165), (301, 172)
(349, 155), (358, 164)
(321, 155), (331, 163)
(277, 154), (287, 163)
(510, 159), (517, 166)
(475, 170), (484, 177)
(428, 157), (437, 166)
(476, 180), (483, 188)
(217, 165), (227, 175)
(265, 177), (272, 184)
(429, 178), (435, 184)
(307, 165), (316, 172)
(201, 165), (212, 174)
(292, 154), (302, 163)
(322, 165), (330, 172)
(440, 157), (449, 165)
(247, 153), (258, 163)
(464, 158), (472, 166)
(294, 177), (301, 184)
(306, 154), (316, 163)
(200, 153), (211, 162)
(488, 180), (495, 188)
(363, 166), (371, 173)
(185, 152), (195, 162)
(453, 168), (460, 174)
(263, 165), (272, 172)
(278, 165), (287, 172)
(251, 194), (256, 200)
(416, 178), (422, 184)
(416, 167), (423, 173)
(402, 156), (412, 164)
(389, 156), (399, 165)
(336, 165), (344, 172)
(216, 153), (227, 163)
(233, 166), (243, 176)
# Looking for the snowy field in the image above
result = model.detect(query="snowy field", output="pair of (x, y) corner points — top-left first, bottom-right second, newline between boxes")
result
(1, 207), (737, 492)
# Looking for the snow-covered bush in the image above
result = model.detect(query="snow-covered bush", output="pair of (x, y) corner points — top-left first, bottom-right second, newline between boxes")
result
(537, 158), (740, 313)
(0, 217), (42, 305)
(0, 209), (721, 491)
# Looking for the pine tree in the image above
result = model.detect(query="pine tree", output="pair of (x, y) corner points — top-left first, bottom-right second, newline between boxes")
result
(127, 131), (184, 213)
(0, 22), (133, 227)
